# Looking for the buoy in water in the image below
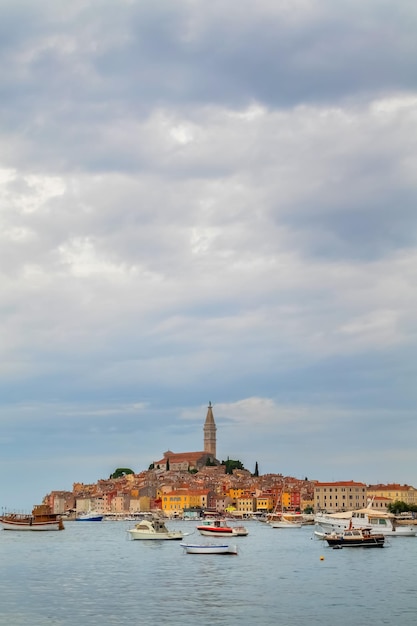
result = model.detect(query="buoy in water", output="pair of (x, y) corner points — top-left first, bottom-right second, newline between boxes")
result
(320, 556), (324, 560)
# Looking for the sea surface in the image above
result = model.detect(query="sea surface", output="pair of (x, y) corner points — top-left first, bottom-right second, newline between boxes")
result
(0, 519), (416, 626)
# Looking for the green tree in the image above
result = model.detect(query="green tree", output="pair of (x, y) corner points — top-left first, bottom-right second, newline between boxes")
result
(387, 500), (417, 514)
(253, 461), (259, 477)
(110, 468), (134, 479)
(221, 459), (245, 474)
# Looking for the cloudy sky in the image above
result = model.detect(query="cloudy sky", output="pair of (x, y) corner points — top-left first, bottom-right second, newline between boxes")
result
(1, 0), (417, 509)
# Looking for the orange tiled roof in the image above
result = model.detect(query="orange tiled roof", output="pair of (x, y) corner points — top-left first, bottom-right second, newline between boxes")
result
(314, 480), (367, 487)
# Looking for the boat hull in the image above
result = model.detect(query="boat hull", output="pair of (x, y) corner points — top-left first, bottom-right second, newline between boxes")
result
(180, 543), (238, 554)
(314, 513), (416, 536)
(127, 530), (183, 540)
(197, 527), (235, 536)
(1, 518), (64, 531)
(326, 536), (385, 548)
(270, 521), (302, 528)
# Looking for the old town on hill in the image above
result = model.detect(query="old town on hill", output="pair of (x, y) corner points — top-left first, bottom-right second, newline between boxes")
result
(43, 403), (417, 518)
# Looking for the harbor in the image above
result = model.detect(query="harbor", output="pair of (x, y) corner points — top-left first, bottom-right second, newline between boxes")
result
(1, 518), (416, 626)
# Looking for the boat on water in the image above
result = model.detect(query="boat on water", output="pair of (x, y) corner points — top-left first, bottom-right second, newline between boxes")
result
(127, 517), (184, 540)
(180, 543), (238, 555)
(268, 512), (303, 528)
(314, 506), (416, 537)
(0, 504), (64, 531)
(76, 511), (104, 521)
(196, 519), (248, 536)
(270, 516), (303, 528)
(324, 527), (385, 548)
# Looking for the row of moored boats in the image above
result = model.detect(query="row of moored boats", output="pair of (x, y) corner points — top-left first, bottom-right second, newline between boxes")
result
(1, 503), (416, 553)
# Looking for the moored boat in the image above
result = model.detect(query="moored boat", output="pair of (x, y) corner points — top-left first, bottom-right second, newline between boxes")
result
(196, 519), (248, 536)
(325, 527), (385, 548)
(270, 515), (303, 529)
(314, 507), (416, 537)
(76, 511), (104, 521)
(180, 543), (238, 554)
(0, 504), (65, 531)
(127, 517), (184, 540)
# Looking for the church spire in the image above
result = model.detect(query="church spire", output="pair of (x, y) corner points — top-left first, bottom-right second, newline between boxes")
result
(204, 401), (217, 458)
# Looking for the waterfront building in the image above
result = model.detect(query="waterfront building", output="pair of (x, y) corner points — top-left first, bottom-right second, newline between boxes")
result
(367, 483), (417, 507)
(256, 494), (275, 513)
(314, 480), (367, 512)
(235, 496), (257, 515)
(159, 489), (210, 515)
(367, 495), (391, 511)
(45, 490), (75, 514)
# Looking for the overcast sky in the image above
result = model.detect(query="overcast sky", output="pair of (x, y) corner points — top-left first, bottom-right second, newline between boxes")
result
(1, 0), (417, 510)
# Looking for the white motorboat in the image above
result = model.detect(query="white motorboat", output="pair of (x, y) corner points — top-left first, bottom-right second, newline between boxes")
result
(314, 507), (416, 537)
(180, 543), (238, 554)
(127, 517), (183, 540)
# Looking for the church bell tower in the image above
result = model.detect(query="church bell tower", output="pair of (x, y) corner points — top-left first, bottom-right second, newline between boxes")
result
(203, 401), (217, 458)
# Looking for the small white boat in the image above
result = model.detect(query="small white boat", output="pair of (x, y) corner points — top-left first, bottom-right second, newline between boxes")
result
(180, 543), (238, 555)
(127, 517), (183, 540)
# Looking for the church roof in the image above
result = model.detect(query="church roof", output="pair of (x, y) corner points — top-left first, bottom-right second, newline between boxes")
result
(204, 401), (216, 427)
(155, 451), (212, 465)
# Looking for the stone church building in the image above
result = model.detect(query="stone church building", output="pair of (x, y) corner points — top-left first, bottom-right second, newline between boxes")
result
(153, 402), (219, 471)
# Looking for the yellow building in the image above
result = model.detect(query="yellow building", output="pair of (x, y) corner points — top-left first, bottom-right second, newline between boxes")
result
(314, 481), (367, 512)
(255, 495), (274, 513)
(160, 490), (209, 515)
(367, 484), (417, 507)
(235, 496), (256, 515)
(228, 488), (246, 500)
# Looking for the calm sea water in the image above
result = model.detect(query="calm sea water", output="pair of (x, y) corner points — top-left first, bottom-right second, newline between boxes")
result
(0, 519), (416, 626)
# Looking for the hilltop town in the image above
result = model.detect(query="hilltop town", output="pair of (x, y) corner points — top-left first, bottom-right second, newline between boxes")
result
(43, 403), (417, 517)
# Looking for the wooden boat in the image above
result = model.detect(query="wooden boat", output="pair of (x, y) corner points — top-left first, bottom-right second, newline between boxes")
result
(196, 519), (248, 536)
(180, 543), (238, 554)
(325, 527), (385, 548)
(270, 515), (303, 529)
(127, 517), (183, 540)
(0, 504), (64, 531)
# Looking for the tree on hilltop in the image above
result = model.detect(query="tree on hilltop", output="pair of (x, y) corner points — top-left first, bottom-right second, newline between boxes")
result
(110, 468), (134, 479)
(221, 458), (245, 474)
